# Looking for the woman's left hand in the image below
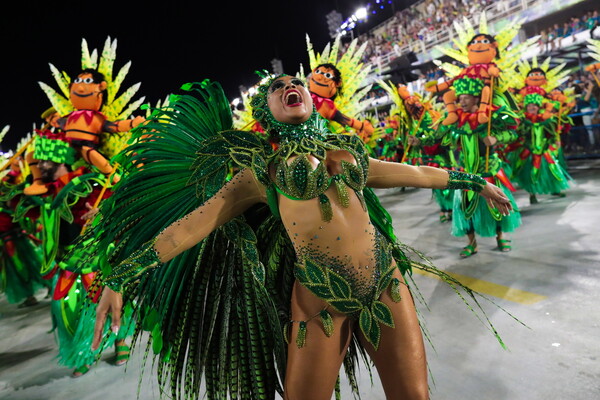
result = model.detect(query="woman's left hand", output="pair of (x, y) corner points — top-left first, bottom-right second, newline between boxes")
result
(480, 182), (513, 216)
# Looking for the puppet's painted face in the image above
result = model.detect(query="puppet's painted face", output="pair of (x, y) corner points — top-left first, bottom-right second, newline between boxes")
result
(525, 70), (547, 87)
(308, 66), (340, 99)
(267, 76), (313, 125)
(467, 35), (498, 64)
(69, 73), (107, 111)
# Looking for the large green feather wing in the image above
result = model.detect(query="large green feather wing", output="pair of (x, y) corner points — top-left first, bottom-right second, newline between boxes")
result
(73, 80), (287, 400)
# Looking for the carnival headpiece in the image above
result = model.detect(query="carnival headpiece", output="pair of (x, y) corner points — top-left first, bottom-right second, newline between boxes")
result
(249, 72), (328, 141)
(454, 77), (485, 97)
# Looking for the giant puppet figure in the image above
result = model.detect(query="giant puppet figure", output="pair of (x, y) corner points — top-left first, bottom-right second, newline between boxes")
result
(426, 33), (500, 126)
(504, 57), (573, 203)
(425, 13), (534, 256)
(585, 38), (600, 82)
(24, 37), (145, 196)
(305, 35), (375, 140)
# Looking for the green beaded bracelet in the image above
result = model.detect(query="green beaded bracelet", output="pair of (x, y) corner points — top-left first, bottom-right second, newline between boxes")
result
(105, 239), (162, 292)
(446, 170), (487, 192)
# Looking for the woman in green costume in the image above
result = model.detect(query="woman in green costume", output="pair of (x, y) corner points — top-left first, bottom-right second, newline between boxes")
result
(435, 79), (522, 257)
(87, 75), (513, 400)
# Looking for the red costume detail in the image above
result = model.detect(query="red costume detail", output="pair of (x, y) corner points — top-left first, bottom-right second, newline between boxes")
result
(66, 109), (106, 126)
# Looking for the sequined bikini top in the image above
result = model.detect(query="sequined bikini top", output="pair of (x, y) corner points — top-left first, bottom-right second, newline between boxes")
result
(267, 133), (370, 222)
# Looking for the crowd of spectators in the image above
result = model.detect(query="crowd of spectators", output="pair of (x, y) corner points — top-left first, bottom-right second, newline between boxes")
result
(335, 0), (600, 154)
(538, 10), (600, 54)
(341, 0), (499, 65)
(561, 69), (600, 153)
(340, 0), (598, 68)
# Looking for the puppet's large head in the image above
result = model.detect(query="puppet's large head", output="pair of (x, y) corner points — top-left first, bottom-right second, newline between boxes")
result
(308, 63), (342, 99)
(525, 68), (547, 88)
(467, 34), (499, 65)
(69, 68), (107, 111)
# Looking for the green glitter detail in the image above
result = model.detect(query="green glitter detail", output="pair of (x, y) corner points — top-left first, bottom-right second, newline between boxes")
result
(34, 136), (77, 165)
(447, 170), (487, 192)
(454, 77), (485, 96)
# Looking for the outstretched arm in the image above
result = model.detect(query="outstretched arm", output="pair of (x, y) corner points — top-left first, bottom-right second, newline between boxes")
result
(367, 157), (453, 189)
(92, 168), (266, 349)
(154, 168), (265, 262)
(367, 157), (512, 214)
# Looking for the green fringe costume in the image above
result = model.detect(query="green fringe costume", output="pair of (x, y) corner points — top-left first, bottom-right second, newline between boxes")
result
(72, 78), (518, 400)
(0, 207), (48, 304)
(5, 140), (137, 370)
(437, 91), (522, 237)
(0, 175), (49, 305)
(508, 111), (573, 195)
(42, 171), (136, 369)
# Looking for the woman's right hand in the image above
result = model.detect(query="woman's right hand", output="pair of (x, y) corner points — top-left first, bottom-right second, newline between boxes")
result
(91, 286), (123, 350)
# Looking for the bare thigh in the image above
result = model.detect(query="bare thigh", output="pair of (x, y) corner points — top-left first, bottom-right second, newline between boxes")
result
(358, 269), (429, 400)
(284, 281), (353, 400)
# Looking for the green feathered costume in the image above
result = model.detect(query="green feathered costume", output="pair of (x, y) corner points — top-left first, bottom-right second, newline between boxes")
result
(72, 78), (519, 400)
(436, 89), (522, 237)
(508, 108), (573, 196)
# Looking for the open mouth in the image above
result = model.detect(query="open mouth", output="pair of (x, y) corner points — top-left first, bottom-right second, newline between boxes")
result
(284, 89), (302, 106)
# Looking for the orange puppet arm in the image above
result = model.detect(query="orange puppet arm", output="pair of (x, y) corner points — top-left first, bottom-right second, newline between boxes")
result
(425, 79), (453, 93)
(348, 118), (374, 136)
(488, 65), (501, 77)
(110, 115), (146, 133)
(584, 62), (600, 72)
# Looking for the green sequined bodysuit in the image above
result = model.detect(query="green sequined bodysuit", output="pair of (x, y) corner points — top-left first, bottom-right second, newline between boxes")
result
(259, 119), (402, 349)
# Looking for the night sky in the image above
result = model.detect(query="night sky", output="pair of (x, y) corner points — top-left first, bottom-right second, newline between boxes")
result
(0, 1), (405, 150)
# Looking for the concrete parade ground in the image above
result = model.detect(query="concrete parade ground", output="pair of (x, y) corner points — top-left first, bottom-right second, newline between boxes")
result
(1, 158), (599, 400)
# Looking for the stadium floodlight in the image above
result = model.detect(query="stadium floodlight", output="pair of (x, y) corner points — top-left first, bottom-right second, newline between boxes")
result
(355, 7), (368, 20)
